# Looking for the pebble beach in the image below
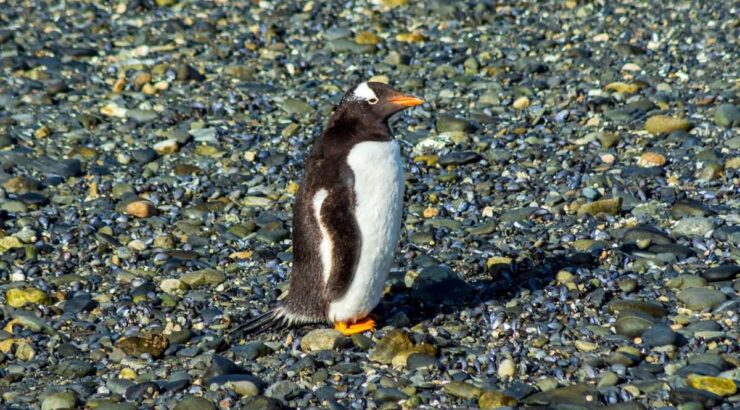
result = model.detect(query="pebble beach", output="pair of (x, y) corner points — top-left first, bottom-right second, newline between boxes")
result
(0, 0), (738, 409)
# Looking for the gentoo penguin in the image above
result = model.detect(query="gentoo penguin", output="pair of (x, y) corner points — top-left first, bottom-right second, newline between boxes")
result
(235, 82), (423, 336)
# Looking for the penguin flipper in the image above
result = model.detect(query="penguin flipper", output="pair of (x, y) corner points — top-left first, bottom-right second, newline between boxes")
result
(318, 183), (362, 301)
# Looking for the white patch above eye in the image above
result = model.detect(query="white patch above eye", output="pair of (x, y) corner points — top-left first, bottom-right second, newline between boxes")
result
(352, 82), (377, 101)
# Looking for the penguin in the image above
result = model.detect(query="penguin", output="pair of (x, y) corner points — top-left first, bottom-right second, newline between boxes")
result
(234, 82), (423, 336)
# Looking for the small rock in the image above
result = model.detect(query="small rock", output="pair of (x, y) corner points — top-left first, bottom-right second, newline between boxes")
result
(300, 329), (345, 352)
(437, 151), (481, 166)
(126, 200), (156, 218)
(116, 333), (169, 358)
(575, 340), (598, 352)
(498, 358), (516, 379)
(672, 217), (714, 238)
(512, 96), (530, 110)
(686, 374), (737, 397)
(443, 381), (483, 400)
(702, 265), (739, 282)
(368, 329), (413, 364)
(642, 323), (678, 347)
(678, 288), (727, 310)
(637, 152), (666, 167)
(180, 269), (226, 287)
(354, 31), (381, 45)
(6, 288), (51, 308)
(265, 380), (302, 402)
(645, 115), (692, 134)
(231, 380), (260, 397)
(153, 139), (179, 155)
(598, 371), (619, 388)
(478, 390), (517, 409)
(615, 311), (655, 337)
(604, 82), (641, 94)
(714, 104), (740, 127)
(41, 391), (78, 410)
(55, 360), (94, 378)
(666, 275), (707, 290)
(173, 396), (216, 410)
(160, 278), (188, 294)
(577, 197), (622, 216)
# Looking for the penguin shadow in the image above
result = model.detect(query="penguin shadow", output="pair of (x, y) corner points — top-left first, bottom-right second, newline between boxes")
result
(373, 248), (601, 328)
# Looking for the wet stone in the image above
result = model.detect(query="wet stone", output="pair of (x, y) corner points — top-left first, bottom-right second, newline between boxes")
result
(437, 151), (481, 166)
(642, 323), (678, 347)
(173, 396), (216, 410)
(702, 264), (739, 282)
(678, 288), (727, 310)
(41, 391), (78, 410)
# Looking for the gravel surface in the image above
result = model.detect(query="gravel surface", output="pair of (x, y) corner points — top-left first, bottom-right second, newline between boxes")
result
(0, 0), (738, 409)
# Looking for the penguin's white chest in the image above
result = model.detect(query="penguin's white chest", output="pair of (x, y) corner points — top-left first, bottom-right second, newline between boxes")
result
(328, 140), (404, 323)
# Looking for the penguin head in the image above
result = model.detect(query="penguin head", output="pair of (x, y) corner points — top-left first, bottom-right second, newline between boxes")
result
(336, 82), (423, 123)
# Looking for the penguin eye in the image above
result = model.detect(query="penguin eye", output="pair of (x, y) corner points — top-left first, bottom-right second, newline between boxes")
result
(367, 97), (379, 105)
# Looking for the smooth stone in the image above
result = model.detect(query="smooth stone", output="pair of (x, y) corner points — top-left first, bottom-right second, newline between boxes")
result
(55, 360), (94, 378)
(666, 275), (707, 290)
(179, 269), (226, 287)
(689, 353), (728, 370)
(523, 384), (598, 407)
(702, 265), (739, 282)
(671, 388), (721, 407)
(240, 396), (285, 410)
(642, 323), (678, 347)
(368, 330), (413, 364)
(615, 311), (655, 337)
(500, 207), (538, 222)
(436, 115), (474, 133)
(715, 104), (740, 127)
(622, 226), (673, 246)
(332, 362), (362, 375)
(63, 293), (96, 314)
(677, 363), (722, 377)
(672, 217), (715, 238)
(116, 333), (169, 358)
(437, 151), (481, 166)
(204, 355), (250, 380)
(644, 115), (692, 134)
(41, 391), (78, 410)
(478, 390), (517, 409)
(282, 98), (314, 114)
(598, 371), (619, 388)
(670, 199), (712, 218)
(406, 353), (441, 370)
(131, 148), (157, 164)
(578, 197), (622, 216)
(678, 288), (727, 310)
(687, 374), (737, 397)
(124, 382), (159, 401)
(685, 320), (721, 334)
(374, 388), (409, 402)
(442, 381), (483, 399)
(173, 396), (216, 410)
(265, 381), (302, 401)
(300, 329), (346, 352)
(230, 380), (260, 397)
(606, 299), (666, 317)
(232, 341), (273, 360)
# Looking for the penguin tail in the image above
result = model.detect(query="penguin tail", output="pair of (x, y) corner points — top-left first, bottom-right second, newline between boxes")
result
(229, 308), (289, 339)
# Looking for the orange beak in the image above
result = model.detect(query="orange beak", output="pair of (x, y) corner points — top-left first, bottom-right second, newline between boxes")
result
(389, 95), (424, 107)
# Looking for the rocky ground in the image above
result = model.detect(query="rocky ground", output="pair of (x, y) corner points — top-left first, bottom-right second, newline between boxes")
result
(0, 0), (739, 409)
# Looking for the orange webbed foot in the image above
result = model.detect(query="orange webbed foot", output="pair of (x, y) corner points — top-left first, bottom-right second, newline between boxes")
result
(334, 317), (376, 336)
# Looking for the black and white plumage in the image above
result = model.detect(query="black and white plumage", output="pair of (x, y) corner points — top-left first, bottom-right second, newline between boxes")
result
(233, 82), (423, 336)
